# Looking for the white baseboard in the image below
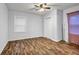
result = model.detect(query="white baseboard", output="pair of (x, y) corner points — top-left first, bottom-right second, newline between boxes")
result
(9, 36), (43, 41)
(43, 36), (61, 42)
(0, 41), (8, 54)
(51, 39), (61, 42)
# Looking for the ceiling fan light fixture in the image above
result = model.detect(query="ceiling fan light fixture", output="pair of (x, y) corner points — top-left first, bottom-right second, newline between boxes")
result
(38, 8), (45, 12)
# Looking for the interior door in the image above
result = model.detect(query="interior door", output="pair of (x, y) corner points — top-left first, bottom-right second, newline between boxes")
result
(68, 11), (79, 45)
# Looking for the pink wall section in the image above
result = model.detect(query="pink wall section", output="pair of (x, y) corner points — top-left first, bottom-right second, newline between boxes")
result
(68, 11), (79, 45)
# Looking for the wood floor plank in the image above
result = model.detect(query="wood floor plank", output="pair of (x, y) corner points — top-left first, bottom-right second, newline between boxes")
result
(1, 37), (79, 55)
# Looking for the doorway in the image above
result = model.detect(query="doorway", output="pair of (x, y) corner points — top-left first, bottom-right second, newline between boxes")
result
(68, 11), (79, 45)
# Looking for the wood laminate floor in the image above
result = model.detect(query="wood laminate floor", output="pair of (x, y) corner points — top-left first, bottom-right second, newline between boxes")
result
(1, 37), (79, 55)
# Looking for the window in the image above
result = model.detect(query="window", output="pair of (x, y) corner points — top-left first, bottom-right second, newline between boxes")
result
(14, 16), (26, 32)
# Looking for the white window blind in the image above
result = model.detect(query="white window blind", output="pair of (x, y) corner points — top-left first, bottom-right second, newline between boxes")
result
(14, 16), (26, 32)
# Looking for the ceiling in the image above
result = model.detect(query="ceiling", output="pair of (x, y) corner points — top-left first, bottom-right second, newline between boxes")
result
(6, 3), (79, 15)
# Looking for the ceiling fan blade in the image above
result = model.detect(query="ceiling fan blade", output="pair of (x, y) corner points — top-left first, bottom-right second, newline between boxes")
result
(44, 3), (47, 5)
(44, 7), (51, 9)
(34, 5), (39, 7)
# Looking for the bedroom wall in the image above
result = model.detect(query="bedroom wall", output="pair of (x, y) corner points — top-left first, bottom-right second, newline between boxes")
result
(63, 5), (79, 42)
(8, 10), (43, 41)
(0, 3), (8, 53)
(43, 10), (58, 41)
(57, 10), (63, 41)
(43, 9), (63, 42)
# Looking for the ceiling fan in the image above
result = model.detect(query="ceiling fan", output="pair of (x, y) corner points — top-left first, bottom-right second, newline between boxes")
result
(30, 3), (61, 12)
(33, 3), (51, 12)
(34, 3), (51, 9)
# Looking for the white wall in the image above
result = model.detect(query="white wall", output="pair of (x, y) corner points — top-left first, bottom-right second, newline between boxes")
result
(57, 10), (63, 41)
(0, 3), (8, 53)
(63, 5), (79, 42)
(8, 11), (43, 41)
(43, 10), (58, 41)
(43, 9), (63, 42)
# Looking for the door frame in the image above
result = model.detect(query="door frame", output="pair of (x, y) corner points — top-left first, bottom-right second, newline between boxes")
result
(67, 11), (79, 43)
